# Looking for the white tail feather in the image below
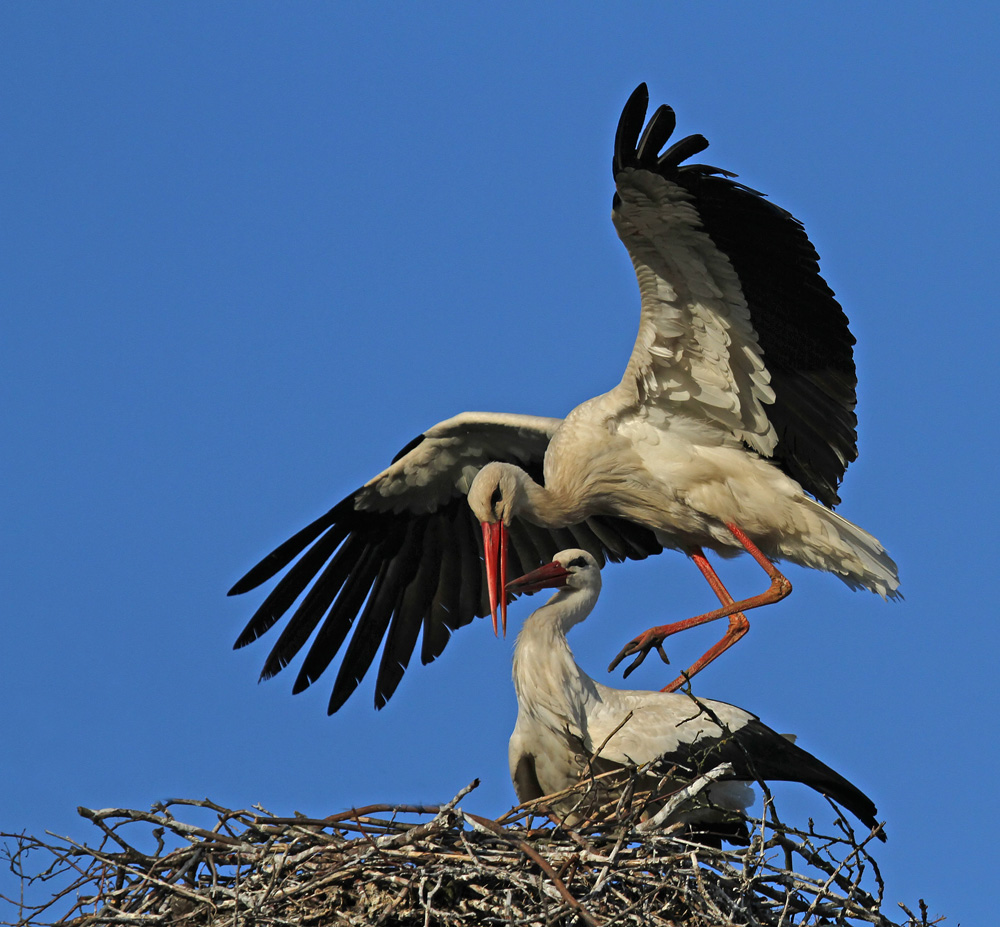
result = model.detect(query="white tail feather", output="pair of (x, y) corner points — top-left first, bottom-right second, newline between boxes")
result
(801, 499), (901, 598)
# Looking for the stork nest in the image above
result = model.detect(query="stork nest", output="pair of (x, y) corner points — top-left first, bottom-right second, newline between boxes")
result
(2, 775), (938, 927)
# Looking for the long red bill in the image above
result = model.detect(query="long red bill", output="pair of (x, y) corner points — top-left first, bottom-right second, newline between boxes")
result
(506, 560), (572, 597)
(481, 520), (508, 636)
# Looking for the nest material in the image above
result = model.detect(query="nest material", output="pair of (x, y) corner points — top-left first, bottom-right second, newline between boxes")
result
(2, 776), (937, 927)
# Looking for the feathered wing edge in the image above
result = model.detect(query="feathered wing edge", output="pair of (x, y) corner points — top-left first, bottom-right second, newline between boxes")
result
(614, 84), (858, 508)
(229, 420), (662, 712)
(655, 714), (884, 840)
(575, 711), (884, 840)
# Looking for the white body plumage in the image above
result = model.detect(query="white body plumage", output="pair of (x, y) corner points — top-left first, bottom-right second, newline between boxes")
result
(507, 550), (883, 839)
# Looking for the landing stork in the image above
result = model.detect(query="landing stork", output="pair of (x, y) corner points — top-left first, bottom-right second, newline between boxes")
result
(229, 84), (897, 714)
(506, 550), (885, 839)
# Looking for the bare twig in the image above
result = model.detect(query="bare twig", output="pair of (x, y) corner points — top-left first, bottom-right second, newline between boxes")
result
(1, 780), (928, 927)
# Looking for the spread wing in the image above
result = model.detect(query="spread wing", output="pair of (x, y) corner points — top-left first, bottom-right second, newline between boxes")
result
(229, 411), (661, 712)
(612, 84), (858, 506)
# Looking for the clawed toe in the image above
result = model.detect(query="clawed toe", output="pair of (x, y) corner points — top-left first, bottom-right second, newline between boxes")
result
(609, 635), (670, 678)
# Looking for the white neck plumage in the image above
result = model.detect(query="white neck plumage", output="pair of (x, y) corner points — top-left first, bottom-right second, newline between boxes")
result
(512, 583), (602, 730)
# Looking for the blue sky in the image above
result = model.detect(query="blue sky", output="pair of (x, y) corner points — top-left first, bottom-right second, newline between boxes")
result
(4, 3), (997, 923)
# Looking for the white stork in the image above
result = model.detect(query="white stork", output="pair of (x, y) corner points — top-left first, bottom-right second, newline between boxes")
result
(506, 550), (885, 840)
(229, 84), (898, 713)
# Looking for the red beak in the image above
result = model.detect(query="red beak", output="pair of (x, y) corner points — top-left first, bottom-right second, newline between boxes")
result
(505, 560), (572, 597)
(481, 520), (508, 636)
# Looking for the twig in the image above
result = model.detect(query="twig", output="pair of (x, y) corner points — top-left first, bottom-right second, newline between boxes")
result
(1, 788), (923, 927)
(636, 763), (734, 833)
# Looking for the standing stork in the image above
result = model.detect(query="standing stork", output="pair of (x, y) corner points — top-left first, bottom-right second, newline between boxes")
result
(506, 550), (885, 840)
(228, 84), (897, 714)
(468, 83), (899, 682)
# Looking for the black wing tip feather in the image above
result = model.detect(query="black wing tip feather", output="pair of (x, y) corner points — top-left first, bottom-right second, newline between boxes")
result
(658, 133), (710, 170)
(227, 498), (356, 597)
(613, 84), (649, 176)
(664, 716), (883, 839)
(735, 721), (885, 840)
(615, 84), (723, 184)
(636, 104), (676, 167)
(233, 620), (267, 651)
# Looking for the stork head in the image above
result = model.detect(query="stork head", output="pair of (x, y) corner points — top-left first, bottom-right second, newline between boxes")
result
(468, 462), (525, 636)
(505, 550), (602, 623)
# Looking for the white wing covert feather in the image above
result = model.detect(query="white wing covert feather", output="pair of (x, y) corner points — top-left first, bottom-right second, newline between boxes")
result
(355, 412), (563, 513)
(614, 168), (777, 455)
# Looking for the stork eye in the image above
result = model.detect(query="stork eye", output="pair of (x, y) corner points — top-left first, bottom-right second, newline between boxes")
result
(568, 556), (588, 569)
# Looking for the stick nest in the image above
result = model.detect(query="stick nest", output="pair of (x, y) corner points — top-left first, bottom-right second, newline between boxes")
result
(2, 778), (938, 927)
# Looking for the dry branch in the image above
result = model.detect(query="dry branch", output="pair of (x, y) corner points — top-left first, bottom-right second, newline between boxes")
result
(2, 780), (940, 927)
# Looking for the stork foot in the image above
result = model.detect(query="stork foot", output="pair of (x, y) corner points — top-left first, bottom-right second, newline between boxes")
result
(608, 633), (671, 678)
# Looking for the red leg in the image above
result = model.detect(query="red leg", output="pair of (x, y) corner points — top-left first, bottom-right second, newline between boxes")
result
(608, 525), (792, 685)
(690, 548), (732, 603)
(658, 550), (749, 691)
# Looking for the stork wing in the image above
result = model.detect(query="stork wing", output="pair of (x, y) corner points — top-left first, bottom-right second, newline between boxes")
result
(612, 85), (858, 507)
(229, 411), (661, 712)
(587, 693), (881, 836)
